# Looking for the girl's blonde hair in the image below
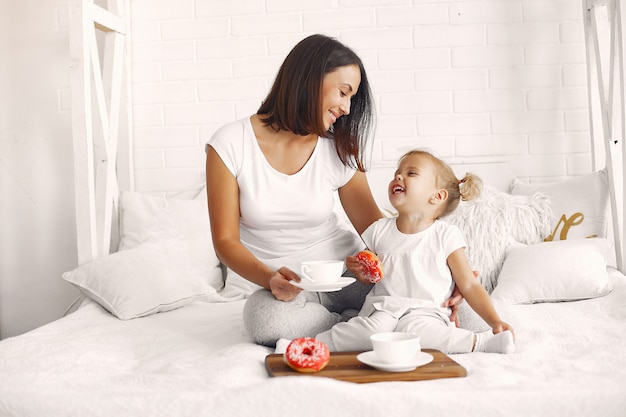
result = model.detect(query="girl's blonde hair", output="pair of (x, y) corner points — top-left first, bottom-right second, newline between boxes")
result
(399, 149), (482, 218)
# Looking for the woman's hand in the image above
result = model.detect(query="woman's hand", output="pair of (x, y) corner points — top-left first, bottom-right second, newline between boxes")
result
(443, 287), (464, 327)
(268, 267), (303, 302)
(443, 270), (479, 327)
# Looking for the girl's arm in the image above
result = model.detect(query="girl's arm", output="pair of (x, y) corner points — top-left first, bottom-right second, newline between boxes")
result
(447, 248), (515, 336)
(206, 146), (301, 301)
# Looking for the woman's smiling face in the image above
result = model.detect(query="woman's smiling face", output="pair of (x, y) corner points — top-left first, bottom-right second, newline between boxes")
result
(320, 64), (361, 131)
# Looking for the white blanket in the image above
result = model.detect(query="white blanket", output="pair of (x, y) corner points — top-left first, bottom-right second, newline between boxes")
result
(1, 269), (626, 417)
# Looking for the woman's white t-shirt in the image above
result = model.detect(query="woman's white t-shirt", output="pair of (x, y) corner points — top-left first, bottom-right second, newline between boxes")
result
(207, 117), (365, 296)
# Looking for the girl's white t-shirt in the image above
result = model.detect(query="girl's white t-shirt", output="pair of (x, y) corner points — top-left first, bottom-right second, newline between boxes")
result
(359, 218), (466, 318)
(207, 117), (365, 296)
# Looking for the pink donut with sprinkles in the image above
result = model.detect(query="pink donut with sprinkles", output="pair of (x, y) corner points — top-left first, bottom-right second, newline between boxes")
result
(284, 337), (330, 373)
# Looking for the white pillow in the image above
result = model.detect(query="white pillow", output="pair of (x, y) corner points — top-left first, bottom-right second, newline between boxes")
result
(444, 186), (552, 293)
(509, 169), (609, 241)
(63, 240), (218, 320)
(491, 238), (613, 305)
(118, 189), (224, 290)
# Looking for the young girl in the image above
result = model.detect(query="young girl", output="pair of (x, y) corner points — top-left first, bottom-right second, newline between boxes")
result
(311, 149), (515, 354)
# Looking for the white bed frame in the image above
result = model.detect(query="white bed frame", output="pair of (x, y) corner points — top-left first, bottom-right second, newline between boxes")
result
(585, 0), (626, 271)
(69, 0), (133, 265)
(68, 0), (626, 273)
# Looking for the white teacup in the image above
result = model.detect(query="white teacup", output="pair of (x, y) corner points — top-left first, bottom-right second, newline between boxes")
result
(300, 260), (344, 284)
(370, 332), (421, 364)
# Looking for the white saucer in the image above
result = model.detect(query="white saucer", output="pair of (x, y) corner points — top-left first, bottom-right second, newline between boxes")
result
(356, 351), (434, 372)
(289, 277), (356, 292)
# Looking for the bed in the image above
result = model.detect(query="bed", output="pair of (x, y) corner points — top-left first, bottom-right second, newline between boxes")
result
(0, 270), (624, 417)
(2, 0), (626, 416)
(1, 161), (625, 416)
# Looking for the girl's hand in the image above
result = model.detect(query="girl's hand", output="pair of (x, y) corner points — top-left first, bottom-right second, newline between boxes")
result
(268, 267), (302, 301)
(345, 255), (375, 286)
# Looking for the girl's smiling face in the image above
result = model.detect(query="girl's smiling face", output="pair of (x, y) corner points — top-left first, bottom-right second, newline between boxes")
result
(388, 153), (440, 214)
(320, 64), (361, 131)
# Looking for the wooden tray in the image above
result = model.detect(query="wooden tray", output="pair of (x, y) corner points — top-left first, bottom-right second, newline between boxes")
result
(265, 349), (466, 383)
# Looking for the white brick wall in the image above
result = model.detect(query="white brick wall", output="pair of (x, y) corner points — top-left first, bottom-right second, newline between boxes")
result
(130, 0), (592, 193)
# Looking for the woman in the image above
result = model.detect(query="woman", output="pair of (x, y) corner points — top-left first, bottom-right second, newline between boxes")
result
(206, 34), (460, 346)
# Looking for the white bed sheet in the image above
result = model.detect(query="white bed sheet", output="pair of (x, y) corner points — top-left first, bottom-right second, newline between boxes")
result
(1, 269), (625, 417)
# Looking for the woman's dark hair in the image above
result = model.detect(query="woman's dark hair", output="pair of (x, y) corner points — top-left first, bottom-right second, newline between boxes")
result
(257, 34), (375, 171)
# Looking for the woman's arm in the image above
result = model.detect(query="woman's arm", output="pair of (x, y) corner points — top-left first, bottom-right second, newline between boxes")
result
(447, 248), (514, 336)
(337, 170), (384, 235)
(206, 146), (301, 301)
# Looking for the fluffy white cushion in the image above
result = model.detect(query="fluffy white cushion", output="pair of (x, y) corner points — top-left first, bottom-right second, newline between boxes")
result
(444, 186), (552, 293)
(491, 238), (613, 305)
(118, 189), (224, 290)
(63, 240), (219, 320)
(509, 169), (609, 241)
